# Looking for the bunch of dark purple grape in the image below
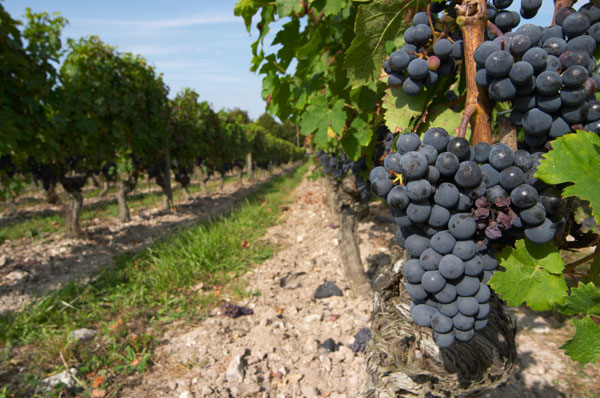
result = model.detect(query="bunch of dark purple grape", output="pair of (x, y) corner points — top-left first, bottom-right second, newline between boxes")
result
(475, 4), (600, 150)
(486, 0), (544, 32)
(317, 151), (372, 201)
(383, 10), (463, 96)
(369, 127), (563, 347)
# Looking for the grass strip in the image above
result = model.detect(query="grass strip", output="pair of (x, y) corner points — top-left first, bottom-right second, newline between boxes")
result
(0, 162), (307, 397)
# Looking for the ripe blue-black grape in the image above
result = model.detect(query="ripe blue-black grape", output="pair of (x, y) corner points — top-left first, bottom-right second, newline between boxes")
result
(417, 144), (438, 164)
(464, 256), (484, 276)
(411, 304), (436, 327)
(420, 247), (443, 270)
(407, 179), (432, 201)
(403, 259), (426, 283)
(455, 161), (483, 188)
(435, 152), (460, 176)
(499, 166), (525, 190)
(405, 233), (431, 257)
(452, 240), (478, 261)
(431, 231), (457, 255)
(387, 185), (410, 210)
(434, 331), (455, 347)
(453, 312), (475, 331)
(406, 282), (429, 300)
(457, 296), (480, 316)
(536, 94), (562, 113)
(454, 275), (481, 296)
(435, 283), (458, 303)
(421, 270), (447, 293)
(439, 254), (464, 279)
(448, 213), (477, 240)
(520, 202), (546, 226)
(400, 151), (429, 179)
(485, 50), (514, 77)
(433, 182), (459, 208)
(407, 201), (432, 223)
(510, 184), (539, 208)
(438, 301), (459, 317)
(524, 217), (557, 243)
(477, 303), (491, 319)
(509, 61), (534, 84)
(423, 127), (449, 152)
(488, 143), (516, 170)
(431, 312), (453, 334)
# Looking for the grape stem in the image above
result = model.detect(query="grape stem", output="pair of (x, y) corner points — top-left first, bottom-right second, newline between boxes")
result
(486, 21), (503, 38)
(456, 0), (493, 144)
(564, 244), (600, 274)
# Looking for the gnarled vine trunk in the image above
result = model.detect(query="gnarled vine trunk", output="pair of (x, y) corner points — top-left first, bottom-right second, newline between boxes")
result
(160, 151), (173, 211)
(199, 169), (209, 195)
(219, 171), (226, 191)
(61, 174), (87, 238)
(366, 256), (517, 398)
(99, 180), (110, 197)
(324, 175), (371, 296)
(247, 152), (253, 182)
(117, 174), (138, 222)
(236, 165), (243, 187)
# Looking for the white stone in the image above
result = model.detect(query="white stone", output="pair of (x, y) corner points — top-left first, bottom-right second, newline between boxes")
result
(179, 391), (193, 398)
(304, 314), (322, 323)
(5, 270), (29, 283)
(225, 354), (246, 381)
(69, 328), (96, 343)
(41, 368), (77, 391)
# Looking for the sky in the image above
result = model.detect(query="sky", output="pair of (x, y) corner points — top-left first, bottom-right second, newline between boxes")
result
(3, 1), (556, 121)
(3, 0), (277, 120)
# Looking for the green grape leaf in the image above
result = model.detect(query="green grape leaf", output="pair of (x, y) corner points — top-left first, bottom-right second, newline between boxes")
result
(561, 316), (600, 364)
(342, 117), (372, 161)
(418, 103), (462, 136)
(299, 96), (331, 148)
(344, 0), (410, 87)
(382, 87), (428, 133)
(276, 0), (303, 16)
(489, 239), (568, 311)
(322, 0), (346, 16)
(330, 99), (346, 135)
(535, 130), (600, 224)
(558, 283), (600, 316)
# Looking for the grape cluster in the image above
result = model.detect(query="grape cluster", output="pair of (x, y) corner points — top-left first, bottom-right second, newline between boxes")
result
(475, 5), (600, 149)
(383, 10), (463, 96)
(369, 127), (563, 347)
(317, 151), (372, 201)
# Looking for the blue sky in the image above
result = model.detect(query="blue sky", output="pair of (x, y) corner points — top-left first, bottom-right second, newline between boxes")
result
(3, 0), (275, 120)
(3, 1), (556, 121)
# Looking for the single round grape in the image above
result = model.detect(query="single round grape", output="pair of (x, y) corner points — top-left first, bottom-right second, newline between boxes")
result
(400, 151), (429, 179)
(433, 38), (453, 59)
(555, 6), (575, 26)
(549, 117), (571, 138)
(407, 179), (432, 201)
(421, 224), (442, 238)
(509, 34), (532, 56)
(403, 77), (424, 96)
(403, 259), (425, 283)
(396, 132), (421, 154)
(417, 144), (438, 165)
(370, 166), (388, 182)
(425, 165), (441, 184)
(439, 254), (465, 279)
(433, 182), (459, 208)
(464, 255), (484, 276)
(540, 187), (564, 214)
(454, 327), (475, 342)
(407, 201), (432, 224)
(493, 0), (512, 10)
(509, 61), (534, 85)
(474, 142), (491, 162)
(383, 151), (403, 173)
(488, 143), (515, 170)
(387, 73), (404, 87)
(514, 150), (532, 171)
(562, 11), (591, 37)
(433, 331), (455, 347)
(407, 58), (429, 80)
(412, 11), (429, 25)
(411, 304), (436, 327)
(387, 185), (410, 210)
(389, 50), (411, 72)
(435, 152), (460, 177)
(485, 50), (514, 77)
(586, 101), (600, 122)
(476, 68), (492, 87)
(536, 94), (562, 114)
(516, 23), (543, 45)
(522, 47), (547, 72)
(431, 231), (457, 255)
(434, 283), (457, 303)
(475, 283), (491, 304)
(371, 176), (393, 197)
(456, 193), (473, 212)
(542, 37), (567, 56)
(520, 202), (546, 226)
(420, 247), (443, 271)
(406, 281), (428, 300)
(480, 163), (501, 187)
(524, 217), (557, 243)
(412, 24), (433, 45)
(545, 55), (562, 73)
(428, 204), (451, 228)
(535, 71), (562, 95)
(510, 184), (539, 208)
(561, 87), (588, 107)
(488, 77), (516, 101)
(421, 270), (447, 293)
(566, 35), (596, 54)
(431, 311), (453, 333)
(500, 166), (525, 190)
(447, 137), (471, 160)
(454, 275), (481, 296)
(477, 303), (491, 319)
(523, 109), (552, 136)
(457, 296), (480, 316)
(452, 40), (464, 59)
(448, 213), (477, 240)
(405, 233), (431, 258)
(516, 76), (536, 95)
(453, 312), (475, 331)
(423, 127), (449, 152)
(452, 240), (478, 261)
(455, 161), (483, 188)
(481, 253), (498, 271)
(561, 104), (588, 124)
(541, 25), (563, 42)
(513, 94), (536, 112)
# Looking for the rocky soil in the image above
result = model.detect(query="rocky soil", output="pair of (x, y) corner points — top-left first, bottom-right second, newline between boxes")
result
(117, 174), (599, 398)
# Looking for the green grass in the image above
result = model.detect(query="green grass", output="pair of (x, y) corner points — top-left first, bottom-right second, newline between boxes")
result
(0, 171), (256, 243)
(0, 162), (307, 397)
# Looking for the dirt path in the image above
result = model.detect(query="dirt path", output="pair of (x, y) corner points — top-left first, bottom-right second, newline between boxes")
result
(118, 175), (599, 398)
(0, 168), (292, 313)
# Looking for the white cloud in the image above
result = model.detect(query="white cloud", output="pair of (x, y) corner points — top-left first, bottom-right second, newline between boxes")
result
(79, 14), (239, 31)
